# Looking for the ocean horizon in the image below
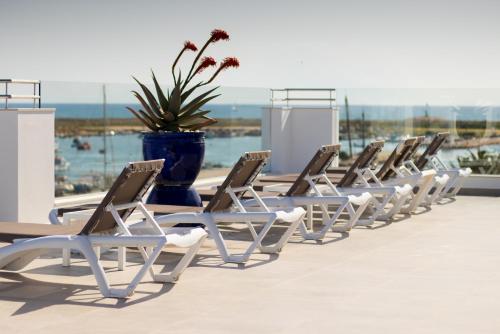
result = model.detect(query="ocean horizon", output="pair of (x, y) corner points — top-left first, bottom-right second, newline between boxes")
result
(9, 103), (497, 121)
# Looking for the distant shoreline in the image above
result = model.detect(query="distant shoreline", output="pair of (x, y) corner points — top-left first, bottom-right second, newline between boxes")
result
(55, 118), (262, 138)
(55, 117), (500, 148)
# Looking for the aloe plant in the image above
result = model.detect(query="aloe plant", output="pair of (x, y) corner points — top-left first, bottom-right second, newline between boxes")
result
(127, 29), (239, 132)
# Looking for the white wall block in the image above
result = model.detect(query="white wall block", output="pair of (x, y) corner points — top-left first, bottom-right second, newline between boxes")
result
(262, 107), (339, 174)
(0, 109), (55, 223)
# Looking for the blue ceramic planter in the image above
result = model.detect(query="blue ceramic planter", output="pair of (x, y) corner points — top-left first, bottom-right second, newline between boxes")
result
(143, 131), (205, 206)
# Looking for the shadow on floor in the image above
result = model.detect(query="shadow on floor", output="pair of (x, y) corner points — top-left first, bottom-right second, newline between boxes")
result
(0, 271), (174, 315)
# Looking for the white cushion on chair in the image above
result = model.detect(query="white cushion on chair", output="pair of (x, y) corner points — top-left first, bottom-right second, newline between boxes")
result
(395, 184), (413, 197)
(348, 192), (372, 206)
(435, 174), (450, 186)
(460, 168), (472, 177)
(163, 227), (207, 248)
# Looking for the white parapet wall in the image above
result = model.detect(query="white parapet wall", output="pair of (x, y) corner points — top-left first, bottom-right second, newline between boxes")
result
(262, 107), (339, 174)
(460, 174), (500, 196)
(0, 108), (55, 223)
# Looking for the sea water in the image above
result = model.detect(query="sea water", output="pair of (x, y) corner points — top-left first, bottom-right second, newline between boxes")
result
(48, 103), (499, 181)
(56, 134), (263, 180)
(56, 133), (498, 181)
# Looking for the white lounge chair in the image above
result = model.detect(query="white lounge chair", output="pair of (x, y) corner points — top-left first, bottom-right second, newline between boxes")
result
(380, 136), (449, 209)
(413, 132), (472, 201)
(0, 160), (207, 298)
(357, 137), (446, 213)
(201, 145), (374, 239)
(258, 142), (414, 226)
(239, 145), (374, 237)
(146, 152), (306, 264)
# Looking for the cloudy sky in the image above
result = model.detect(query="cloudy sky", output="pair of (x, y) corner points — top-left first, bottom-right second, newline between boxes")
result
(1, 0), (500, 90)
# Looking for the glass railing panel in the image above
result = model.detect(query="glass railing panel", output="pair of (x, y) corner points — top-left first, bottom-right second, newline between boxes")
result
(44, 81), (267, 196)
(202, 86), (266, 176)
(43, 83), (500, 197)
(336, 88), (500, 174)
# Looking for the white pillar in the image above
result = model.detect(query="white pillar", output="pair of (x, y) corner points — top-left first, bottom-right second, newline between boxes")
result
(262, 107), (339, 174)
(0, 108), (55, 223)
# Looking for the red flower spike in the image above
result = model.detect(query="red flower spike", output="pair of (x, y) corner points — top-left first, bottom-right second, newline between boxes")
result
(220, 57), (240, 70)
(184, 41), (198, 51)
(210, 29), (230, 42)
(195, 56), (217, 74)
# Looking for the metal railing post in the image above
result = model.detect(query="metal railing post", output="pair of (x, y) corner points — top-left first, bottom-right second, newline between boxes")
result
(269, 88), (337, 108)
(4, 82), (7, 109)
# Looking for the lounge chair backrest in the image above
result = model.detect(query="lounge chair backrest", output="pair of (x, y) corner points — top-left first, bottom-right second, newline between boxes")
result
(401, 136), (425, 162)
(377, 138), (416, 181)
(382, 136), (424, 179)
(414, 132), (449, 170)
(285, 145), (340, 197)
(204, 151), (271, 213)
(337, 141), (384, 188)
(80, 160), (164, 235)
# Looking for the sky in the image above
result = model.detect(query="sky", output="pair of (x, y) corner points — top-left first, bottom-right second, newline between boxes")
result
(1, 0), (500, 96)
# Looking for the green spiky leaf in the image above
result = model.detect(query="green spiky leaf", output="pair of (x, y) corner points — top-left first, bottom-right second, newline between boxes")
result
(186, 116), (217, 131)
(178, 87), (219, 116)
(178, 110), (212, 124)
(181, 82), (203, 102)
(133, 77), (163, 117)
(168, 82), (182, 115)
(178, 94), (220, 120)
(126, 107), (158, 131)
(151, 71), (169, 111)
(132, 91), (166, 125)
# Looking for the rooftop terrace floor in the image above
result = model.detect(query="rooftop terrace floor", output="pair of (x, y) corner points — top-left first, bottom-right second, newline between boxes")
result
(1, 195), (499, 333)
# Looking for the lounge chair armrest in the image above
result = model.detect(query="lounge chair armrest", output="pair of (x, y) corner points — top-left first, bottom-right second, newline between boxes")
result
(241, 196), (293, 207)
(338, 186), (396, 196)
(261, 183), (290, 194)
(210, 211), (280, 223)
(154, 213), (206, 226)
(288, 196), (350, 207)
(243, 195), (353, 208)
(88, 235), (168, 247)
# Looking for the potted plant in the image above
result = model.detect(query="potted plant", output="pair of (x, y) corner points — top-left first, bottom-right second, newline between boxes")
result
(127, 29), (239, 206)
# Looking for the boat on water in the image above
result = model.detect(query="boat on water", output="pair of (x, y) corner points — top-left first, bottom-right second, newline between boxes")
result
(55, 175), (74, 196)
(72, 137), (92, 150)
(55, 143), (70, 176)
(55, 155), (70, 175)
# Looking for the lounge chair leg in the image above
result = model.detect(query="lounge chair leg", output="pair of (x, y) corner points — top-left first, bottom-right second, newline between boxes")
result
(204, 220), (235, 263)
(153, 233), (207, 283)
(429, 178), (447, 204)
(369, 188), (396, 221)
(76, 238), (116, 298)
(260, 215), (303, 252)
(62, 248), (71, 267)
(336, 196), (373, 231)
(93, 246), (101, 259)
(80, 236), (167, 298)
(118, 246), (126, 271)
(242, 218), (277, 258)
(441, 171), (459, 195)
(402, 174), (434, 213)
(307, 205), (313, 230)
(385, 190), (411, 218)
(208, 215), (291, 263)
(302, 200), (350, 238)
(449, 177), (466, 197)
